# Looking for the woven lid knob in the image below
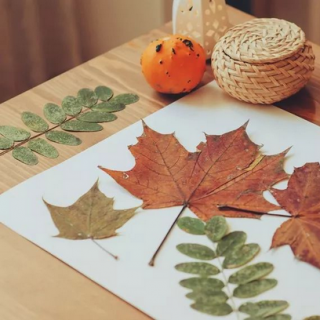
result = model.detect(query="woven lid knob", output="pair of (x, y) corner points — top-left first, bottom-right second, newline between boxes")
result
(220, 18), (306, 64)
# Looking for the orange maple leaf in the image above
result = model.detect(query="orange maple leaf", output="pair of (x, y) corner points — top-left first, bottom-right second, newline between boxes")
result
(271, 163), (320, 269)
(100, 122), (289, 221)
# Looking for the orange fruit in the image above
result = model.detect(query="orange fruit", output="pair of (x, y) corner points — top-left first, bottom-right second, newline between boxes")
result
(141, 34), (206, 94)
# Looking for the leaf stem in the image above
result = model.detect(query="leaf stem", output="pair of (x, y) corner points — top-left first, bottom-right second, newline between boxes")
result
(149, 203), (188, 267)
(91, 239), (118, 260)
(0, 108), (92, 157)
(218, 205), (291, 219)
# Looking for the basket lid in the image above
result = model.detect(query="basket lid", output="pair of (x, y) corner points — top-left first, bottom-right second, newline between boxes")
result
(220, 18), (306, 64)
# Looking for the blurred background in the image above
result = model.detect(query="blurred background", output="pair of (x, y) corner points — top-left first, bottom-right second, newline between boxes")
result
(0, 0), (319, 103)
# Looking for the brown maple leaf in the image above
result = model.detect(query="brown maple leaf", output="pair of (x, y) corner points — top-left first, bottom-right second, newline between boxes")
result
(271, 163), (320, 269)
(100, 122), (288, 221)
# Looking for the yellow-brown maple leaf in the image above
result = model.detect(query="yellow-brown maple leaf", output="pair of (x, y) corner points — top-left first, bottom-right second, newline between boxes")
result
(100, 122), (288, 221)
(271, 163), (320, 269)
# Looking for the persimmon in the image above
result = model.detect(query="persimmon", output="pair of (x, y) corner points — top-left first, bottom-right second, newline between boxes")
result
(141, 34), (206, 94)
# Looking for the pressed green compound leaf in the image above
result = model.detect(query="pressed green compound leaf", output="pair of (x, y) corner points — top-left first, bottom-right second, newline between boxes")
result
(0, 126), (30, 141)
(175, 262), (220, 276)
(28, 138), (59, 159)
(229, 262), (274, 285)
(177, 243), (216, 260)
(191, 302), (233, 316)
(21, 112), (49, 132)
(12, 146), (38, 165)
(77, 88), (98, 107)
(112, 93), (139, 105)
(217, 231), (247, 256)
(44, 103), (66, 124)
(177, 217), (205, 235)
(77, 111), (117, 123)
(180, 277), (224, 290)
(0, 137), (14, 149)
(234, 279), (278, 298)
(223, 243), (260, 269)
(95, 86), (113, 101)
(239, 300), (289, 317)
(44, 181), (138, 240)
(46, 131), (82, 146)
(61, 120), (103, 132)
(205, 216), (228, 242)
(186, 289), (228, 304)
(92, 101), (125, 113)
(62, 96), (83, 116)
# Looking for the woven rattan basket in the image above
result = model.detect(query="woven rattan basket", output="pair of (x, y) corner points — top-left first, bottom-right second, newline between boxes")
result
(212, 18), (315, 104)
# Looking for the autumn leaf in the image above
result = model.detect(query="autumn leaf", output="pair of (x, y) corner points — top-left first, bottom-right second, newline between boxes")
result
(44, 181), (137, 240)
(100, 121), (288, 221)
(271, 163), (320, 269)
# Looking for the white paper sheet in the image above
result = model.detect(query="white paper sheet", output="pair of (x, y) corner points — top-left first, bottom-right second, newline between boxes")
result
(1, 82), (320, 320)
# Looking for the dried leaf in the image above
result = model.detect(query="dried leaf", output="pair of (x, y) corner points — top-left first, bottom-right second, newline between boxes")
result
(12, 146), (38, 166)
(233, 279), (277, 298)
(77, 111), (117, 123)
(186, 289), (228, 304)
(239, 300), (289, 317)
(179, 277), (224, 290)
(175, 262), (220, 276)
(205, 216), (228, 242)
(44, 181), (137, 240)
(0, 137), (14, 150)
(217, 231), (247, 256)
(229, 262), (274, 284)
(0, 126), (30, 142)
(177, 243), (216, 260)
(177, 217), (205, 235)
(22, 112), (49, 133)
(304, 317), (320, 320)
(77, 88), (98, 107)
(271, 163), (320, 269)
(112, 93), (139, 105)
(94, 86), (113, 101)
(61, 120), (103, 132)
(246, 315), (291, 320)
(43, 103), (66, 124)
(223, 243), (260, 269)
(191, 302), (233, 316)
(92, 101), (125, 113)
(100, 123), (288, 221)
(46, 131), (82, 146)
(62, 96), (83, 116)
(28, 138), (59, 159)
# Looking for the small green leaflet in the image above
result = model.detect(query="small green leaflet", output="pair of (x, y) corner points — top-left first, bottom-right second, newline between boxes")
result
(61, 120), (103, 132)
(92, 101), (125, 113)
(22, 112), (49, 132)
(191, 302), (233, 316)
(44, 181), (138, 240)
(28, 138), (59, 159)
(0, 137), (14, 150)
(112, 93), (139, 105)
(12, 146), (38, 165)
(234, 279), (278, 298)
(175, 262), (220, 276)
(94, 86), (113, 101)
(180, 277), (224, 290)
(217, 231), (247, 256)
(229, 262), (274, 285)
(177, 243), (216, 260)
(77, 88), (98, 107)
(205, 216), (228, 242)
(186, 289), (228, 304)
(0, 126), (30, 141)
(177, 217), (205, 235)
(239, 300), (289, 317)
(246, 315), (292, 320)
(44, 103), (66, 124)
(77, 111), (117, 123)
(62, 96), (83, 116)
(46, 131), (82, 146)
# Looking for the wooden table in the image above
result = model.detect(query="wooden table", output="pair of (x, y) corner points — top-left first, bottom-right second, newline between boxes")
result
(0, 6), (319, 320)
